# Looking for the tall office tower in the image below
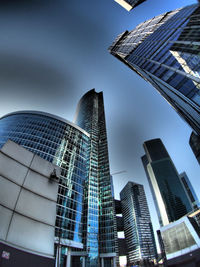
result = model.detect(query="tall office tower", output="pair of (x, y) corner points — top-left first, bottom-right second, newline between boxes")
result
(109, 4), (200, 135)
(74, 89), (117, 267)
(120, 182), (157, 266)
(189, 131), (200, 164)
(142, 138), (192, 227)
(179, 172), (199, 209)
(0, 89), (118, 267)
(0, 111), (90, 266)
(114, 0), (146, 11)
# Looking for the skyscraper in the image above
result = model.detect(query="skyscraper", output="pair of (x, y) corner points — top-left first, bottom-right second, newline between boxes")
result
(142, 138), (192, 227)
(74, 89), (117, 267)
(179, 172), (199, 209)
(109, 4), (200, 135)
(0, 89), (117, 267)
(120, 181), (157, 265)
(189, 131), (200, 164)
(114, 0), (146, 11)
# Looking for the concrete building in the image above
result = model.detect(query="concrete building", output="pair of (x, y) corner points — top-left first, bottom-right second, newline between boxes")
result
(0, 140), (59, 267)
(158, 211), (200, 266)
(109, 3), (200, 136)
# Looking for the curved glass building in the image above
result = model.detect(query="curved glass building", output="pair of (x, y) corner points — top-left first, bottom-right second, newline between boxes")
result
(0, 111), (90, 266)
(0, 89), (118, 267)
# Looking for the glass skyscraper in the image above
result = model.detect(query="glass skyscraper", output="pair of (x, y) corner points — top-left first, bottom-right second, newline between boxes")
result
(114, 0), (146, 11)
(109, 3), (200, 135)
(120, 181), (157, 265)
(142, 138), (192, 227)
(74, 89), (117, 267)
(0, 89), (117, 267)
(0, 111), (90, 266)
(179, 172), (199, 209)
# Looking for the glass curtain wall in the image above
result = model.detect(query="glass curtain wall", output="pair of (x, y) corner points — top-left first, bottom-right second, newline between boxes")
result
(109, 4), (200, 135)
(75, 89), (117, 267)
(0, 111), (90, 266)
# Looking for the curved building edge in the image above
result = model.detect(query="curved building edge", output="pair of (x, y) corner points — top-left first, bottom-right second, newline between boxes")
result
(0, 110), (90, 137)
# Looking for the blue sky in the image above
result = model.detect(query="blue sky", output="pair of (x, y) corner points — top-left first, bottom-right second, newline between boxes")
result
(0, 0), (198, 247)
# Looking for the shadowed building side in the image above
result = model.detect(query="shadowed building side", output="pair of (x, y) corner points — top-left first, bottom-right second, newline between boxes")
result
(189, 131), (200, 164)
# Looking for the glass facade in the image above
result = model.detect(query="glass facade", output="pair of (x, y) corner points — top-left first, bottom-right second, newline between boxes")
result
(109, 4), (200, 135)
(179, 172), (199, 209)
(0, 111), (90, 266)
(142, 138), (192, 227)
(0, 89), (118, 267)
(120, 182), (157, 265)
(75, 89), (117, 267)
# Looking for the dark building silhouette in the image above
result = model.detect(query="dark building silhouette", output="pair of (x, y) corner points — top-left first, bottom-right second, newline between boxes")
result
(190, 131), (200, 164)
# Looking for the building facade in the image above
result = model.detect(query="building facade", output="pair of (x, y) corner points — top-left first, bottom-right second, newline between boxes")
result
(74, 89), (117, 267)
(0, 140), (59, 267)
(158, 213), (200, 266)
(179, 172), (199, 210)
(109, 4), (200, 135)
(189, 131), (200, 164)
(114, 0), (146, 11)
(0, 89), (117, 267)
(142, 138), (192, 227)
(120, 181), (157, 265)
(0, 110), (90, 266)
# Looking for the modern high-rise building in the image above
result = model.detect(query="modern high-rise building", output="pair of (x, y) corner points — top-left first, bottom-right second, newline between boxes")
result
(0, 110), (90, 267)
(142, 138), (192, 227)
(179, 172), (199, 209)
(74, 89), (117, 267)
(0, 89), (117, 267)
(109, 3), (200, 135)
(120, 181), (157, 265)
(189, 131), (200, 164)
(114, 0), (146, 11)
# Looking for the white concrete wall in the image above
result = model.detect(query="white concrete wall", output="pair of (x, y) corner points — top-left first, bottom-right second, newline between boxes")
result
(0, 140), (59, 258)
